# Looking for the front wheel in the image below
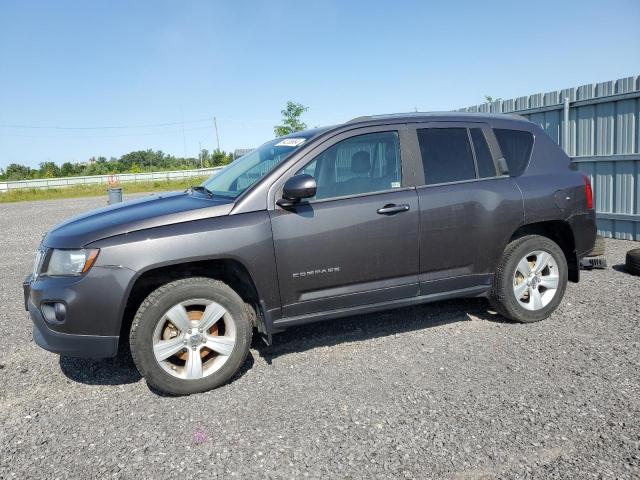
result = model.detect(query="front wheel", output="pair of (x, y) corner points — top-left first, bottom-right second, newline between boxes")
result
(490, 235), (568, 323)
(129, 277), (252, 395)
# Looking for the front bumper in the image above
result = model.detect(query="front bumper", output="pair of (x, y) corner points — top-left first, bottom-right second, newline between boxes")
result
(28, 298), (119, 358)
(24, 264), (136, 358)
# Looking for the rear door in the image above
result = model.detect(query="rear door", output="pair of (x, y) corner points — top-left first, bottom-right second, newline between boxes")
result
(408, 122), (524, 295)
(269, 125), (421, 318)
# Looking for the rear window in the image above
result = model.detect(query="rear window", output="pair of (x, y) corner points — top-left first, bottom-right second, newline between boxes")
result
(417, 128), (476, 185)
(493, 129), (534, 176)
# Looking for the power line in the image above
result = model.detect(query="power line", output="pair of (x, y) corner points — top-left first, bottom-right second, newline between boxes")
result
(0, 116), (277, 132)
(0, 125), (213, 139)
(0, 117), (213, 130)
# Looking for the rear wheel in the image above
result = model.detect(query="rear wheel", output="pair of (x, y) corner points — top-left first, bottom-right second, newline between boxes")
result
(130, 277), (252, 395)
(490, 235), (568, 323)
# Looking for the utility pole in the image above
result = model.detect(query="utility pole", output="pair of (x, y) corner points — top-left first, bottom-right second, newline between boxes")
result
(181, 109), (187, 162)
(563, 96), (570, 154)
(213, 116), (220, 151)
(198, 141), (202, 168)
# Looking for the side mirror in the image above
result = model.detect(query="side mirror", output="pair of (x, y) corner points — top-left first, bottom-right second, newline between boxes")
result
(277, 174), (316, 208)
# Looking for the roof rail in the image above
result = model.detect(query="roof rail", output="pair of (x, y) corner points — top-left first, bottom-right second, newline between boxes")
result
(346, 115), (372, 124)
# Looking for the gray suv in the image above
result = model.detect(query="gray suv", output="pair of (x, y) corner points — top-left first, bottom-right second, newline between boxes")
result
(24, 113), (596, 395)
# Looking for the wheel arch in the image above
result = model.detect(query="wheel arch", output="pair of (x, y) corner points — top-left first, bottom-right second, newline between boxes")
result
(509, 220), (579, 282)
(118, 258), (267, 347)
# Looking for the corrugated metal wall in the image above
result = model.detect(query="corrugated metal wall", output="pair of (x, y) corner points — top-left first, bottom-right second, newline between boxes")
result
(460, 75), (640, 240)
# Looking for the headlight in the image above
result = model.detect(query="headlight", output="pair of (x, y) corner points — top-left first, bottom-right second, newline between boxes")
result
(44, 249), (100, 276)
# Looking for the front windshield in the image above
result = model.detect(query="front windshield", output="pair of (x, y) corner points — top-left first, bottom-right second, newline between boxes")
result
(201, 136), (310, 199)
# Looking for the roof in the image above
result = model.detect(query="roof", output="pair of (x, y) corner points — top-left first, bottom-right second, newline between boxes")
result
(345, 111), (529, 124)
(284, 112), (531, 147)
(280, 126), (334, 139)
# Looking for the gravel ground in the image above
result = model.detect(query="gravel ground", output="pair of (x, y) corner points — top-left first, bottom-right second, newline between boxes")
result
(1, 196), (639, 479)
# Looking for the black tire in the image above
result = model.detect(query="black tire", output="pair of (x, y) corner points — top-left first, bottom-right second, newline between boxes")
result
(490, 235), (568, 323)
(626, 248), (640, 276)
(129, 277), (252, 395)
(588, 234), (606, 257)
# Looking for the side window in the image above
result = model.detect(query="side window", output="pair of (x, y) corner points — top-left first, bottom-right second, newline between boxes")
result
(493, 128), (534, 177)
(417, 128), (475, 185)
(470, 128), (497, 178)
(296, 131), (401, 200)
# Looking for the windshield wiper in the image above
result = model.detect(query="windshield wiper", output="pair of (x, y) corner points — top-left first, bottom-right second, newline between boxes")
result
(189, 185), (214, 197)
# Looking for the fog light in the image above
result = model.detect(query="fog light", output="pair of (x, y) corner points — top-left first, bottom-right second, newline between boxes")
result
(41, 302), (66, 324)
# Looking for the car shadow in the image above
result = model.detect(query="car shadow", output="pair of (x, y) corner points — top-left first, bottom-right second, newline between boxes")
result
(59, 298), (504, 389)
(253, 297), (508, 364)
(59, 346), (256, 392)
(59, 354), (142, 386)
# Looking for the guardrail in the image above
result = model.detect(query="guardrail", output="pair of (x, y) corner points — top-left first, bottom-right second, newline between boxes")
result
(0, 167), (223, 193)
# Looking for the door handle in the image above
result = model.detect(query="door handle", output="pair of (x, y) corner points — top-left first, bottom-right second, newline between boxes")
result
(377, 204), (410, 215)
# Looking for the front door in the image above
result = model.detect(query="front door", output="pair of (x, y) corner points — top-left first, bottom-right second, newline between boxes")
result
(269, 127), (420, 318)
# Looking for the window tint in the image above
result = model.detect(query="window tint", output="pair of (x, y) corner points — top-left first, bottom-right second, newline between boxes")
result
(493, 128), (533, 177)
(296, 131), (401, 200)
(418, 128), (476, 185)
(470, 128), (496, 178)
(203, 135), (310, 198)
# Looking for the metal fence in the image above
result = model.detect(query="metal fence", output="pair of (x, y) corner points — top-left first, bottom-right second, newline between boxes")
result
(460, 75), (640, 241)
(0, 167), (223, 193)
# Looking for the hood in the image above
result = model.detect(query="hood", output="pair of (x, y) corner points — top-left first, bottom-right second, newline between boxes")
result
(43, 191), (234, 248)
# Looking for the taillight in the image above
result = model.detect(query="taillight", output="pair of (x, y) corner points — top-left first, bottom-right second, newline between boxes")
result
(582, 174), (593, 210)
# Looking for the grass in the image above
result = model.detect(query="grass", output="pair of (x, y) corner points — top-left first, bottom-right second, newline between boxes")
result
(0, 177), (210, 203)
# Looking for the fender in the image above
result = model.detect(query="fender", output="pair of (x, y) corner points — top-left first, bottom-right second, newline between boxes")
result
(89, 211), (282, 338)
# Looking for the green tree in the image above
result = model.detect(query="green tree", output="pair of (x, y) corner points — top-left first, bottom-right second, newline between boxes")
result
(39, 162), (60, 178)
(211, 149), (231, 167)
(0, 148), (236, 182)
(274, 101), (308, 137)
(199, 148), (210, 167)
(60, 162), (77, 177)
(4, 164), (33, 180)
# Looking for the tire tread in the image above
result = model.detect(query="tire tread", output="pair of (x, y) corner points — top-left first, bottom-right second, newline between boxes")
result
(490, 235), (568, 323)
(129, 276), (251, 395)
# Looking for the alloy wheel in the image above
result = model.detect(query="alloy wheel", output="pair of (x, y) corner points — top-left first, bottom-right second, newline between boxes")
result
(152, 298), (236, 380)
(512, 250), (560, 311)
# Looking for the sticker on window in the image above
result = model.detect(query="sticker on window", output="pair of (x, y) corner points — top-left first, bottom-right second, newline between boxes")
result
(275, 138), (305, 147)
(391, 182), (401, 188)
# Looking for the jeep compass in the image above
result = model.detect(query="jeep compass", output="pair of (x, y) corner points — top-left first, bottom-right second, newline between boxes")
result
(24, 113), (596, 395)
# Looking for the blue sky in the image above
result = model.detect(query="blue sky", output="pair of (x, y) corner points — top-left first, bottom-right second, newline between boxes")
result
(1, 0), (639, 168)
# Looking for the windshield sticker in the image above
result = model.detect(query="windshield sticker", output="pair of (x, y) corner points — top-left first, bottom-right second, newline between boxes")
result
(275, 138), (306, 147)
